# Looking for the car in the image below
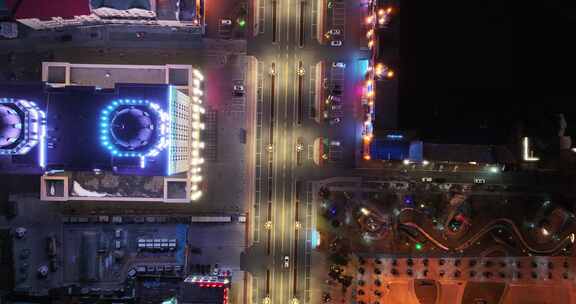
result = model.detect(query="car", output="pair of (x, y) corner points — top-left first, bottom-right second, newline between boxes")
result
(329, 117), (341, 125)
(233, 85), (244, 96)
(115, 229), (122, 238)
(421, 177), (433, 182)
(283, 256), (290, 268)
(328, 95), (342, 102)
(326, 29), (342, 36)
(220, 19), (232, 25)
(330, 105), (342, 110)
(474, 178), (486, 184)
(332, 62), (346, 68)
(330, 40), (342, 47)
(330, 141), (341, 146)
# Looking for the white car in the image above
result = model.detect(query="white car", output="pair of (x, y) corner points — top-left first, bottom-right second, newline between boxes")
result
(221, 19), (232, 25)
(332, 62), (346, 68)
(474, 178), (486, 184)
(331, 104), (342, 110)
(421, 177), (432, 182)
(283, 256), (290, 268)
(330, 40), (342, 47)
(233, 85), (244, 92)
(329, 117), (341, 125)
(330, 141), (341, 146)
(327, 29), (342, 36)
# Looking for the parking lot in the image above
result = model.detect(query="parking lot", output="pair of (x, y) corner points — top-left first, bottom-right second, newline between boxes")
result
(320, 62), (346, 126)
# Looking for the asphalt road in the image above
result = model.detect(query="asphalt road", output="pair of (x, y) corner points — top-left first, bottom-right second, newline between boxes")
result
(245, 0), (371, 303)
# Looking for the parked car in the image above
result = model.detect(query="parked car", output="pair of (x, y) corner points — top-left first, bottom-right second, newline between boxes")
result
(233, 84), (244, 96)
(421, 177), (433, 182)
(332, 62), (346, 68)
(329, 117), (341, 125)
(326, 29), (342, 36)
(474, 178), (486, 184)
(327, 95), (342, 103)
(283, 256), (290, 268)
(330, 104), (342, 110)
(221, 19), (232, 25)
(330, 40), (342, 47)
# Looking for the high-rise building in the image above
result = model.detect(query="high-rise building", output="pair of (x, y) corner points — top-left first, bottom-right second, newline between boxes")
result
(1, 63), (205, 202)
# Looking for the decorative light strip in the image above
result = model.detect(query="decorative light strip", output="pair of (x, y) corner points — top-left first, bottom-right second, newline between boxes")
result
(99, 99), (169, 159)
(189, 70), (205, 201)
(361, 3), (395, 161)
(0, 98), (46, 159)
(522, 137), (539, 162)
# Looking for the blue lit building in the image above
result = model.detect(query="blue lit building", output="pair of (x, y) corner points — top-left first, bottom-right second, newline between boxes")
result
(0, 82), (203, 178)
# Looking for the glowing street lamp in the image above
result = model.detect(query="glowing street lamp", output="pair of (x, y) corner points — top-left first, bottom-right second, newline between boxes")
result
(360, 207), (370, 215)
(365, 15), (374, 25)
(366, 29), (374, 38)
(386, 70), (395, 78)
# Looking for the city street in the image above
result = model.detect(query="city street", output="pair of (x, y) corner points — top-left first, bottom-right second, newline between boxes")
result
(243, 0), (371, 303)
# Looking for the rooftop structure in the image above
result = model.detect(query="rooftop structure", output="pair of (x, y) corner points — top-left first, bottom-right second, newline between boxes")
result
(181, 275), (230, 304)
(5, 0), (204, 30)
(1, 63), (205, 203)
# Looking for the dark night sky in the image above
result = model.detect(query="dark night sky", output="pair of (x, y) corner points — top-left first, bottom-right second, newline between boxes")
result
(398, 1), (576, 144)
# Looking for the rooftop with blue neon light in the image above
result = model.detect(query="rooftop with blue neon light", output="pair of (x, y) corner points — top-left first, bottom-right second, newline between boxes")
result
(0, 82), (197, 177)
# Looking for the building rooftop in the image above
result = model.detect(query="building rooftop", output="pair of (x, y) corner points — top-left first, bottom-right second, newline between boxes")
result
(6, 0), (90, 19)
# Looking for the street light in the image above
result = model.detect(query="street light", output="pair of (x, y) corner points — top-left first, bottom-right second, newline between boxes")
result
(265, 221), (272, 230)
(298, 67), (305, 76)
(422, 160), (430, 166)
(263, 297), (271, 304)
(360, 207), (370, 215)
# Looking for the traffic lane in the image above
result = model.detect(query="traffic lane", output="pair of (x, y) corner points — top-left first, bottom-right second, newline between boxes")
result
(204, 0), (243, 38)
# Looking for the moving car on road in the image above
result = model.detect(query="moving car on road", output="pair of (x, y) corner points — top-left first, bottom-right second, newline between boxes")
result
(332, 62), (346, 68)
(283, 256), (290, 268)
(329, 117), (341, 125)
(221, 19), (232, 25)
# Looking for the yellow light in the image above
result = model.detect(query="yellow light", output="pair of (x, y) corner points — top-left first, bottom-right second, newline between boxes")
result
(366, 91), (374, 97)
(386, 70), (395, 78)
(360, 207), (370, 215)
(365, 16), (373, 24)
(363, 155), (371, 160)
(387, 7), (393, 13)
(368, 40), (374, 48)
(368, 101), (374, 106)
(378, 9), (385, 16)
(366, 29), (374, 38)
(365, 80), (373, 86)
